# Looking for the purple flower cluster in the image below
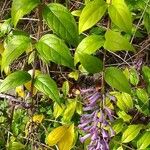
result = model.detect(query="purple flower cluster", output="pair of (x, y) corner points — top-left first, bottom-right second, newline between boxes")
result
(78, 88), (115, 150)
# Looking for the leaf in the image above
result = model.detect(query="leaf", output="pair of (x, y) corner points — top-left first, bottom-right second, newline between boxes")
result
(16, 86), (25, 98)
(104, 67), (131, 94)
(0, 71), (31, 93)
(1, 32), (31, 70)
(79, 0), (107, 33)
(68, 71), (79, 81)
(117, 111), (132, 122)
(122, 124), (143, 143)
(36, 34), (74, 69)
(9, 142), (25, 150)
(71, 10), (82, 17)
(34, 74), (61, 105)
(62, 81), (70, 97)
(136, 88), (149, 104)
(0, 19), (12, 36)
(108, 0), (132, 33)
(62, 100), (77, 122)
(11, 0), (40, 27)
(43, 3), (78, 46)
(78, 53), (103, 73)
(115, 92), (133, 111)
(53, 102), (65, 119)
(129, 68), (139, 86)
(137, 131), (150, 149)
(142, 66), (150, 83)
(74, 35), (104, 65)
(58, 124), (74, 150)
(144, 12), (150, 33)
(112, 119), (125, 134)
(46, 125), (68, 146)
(104, 30), (134, 52)
(33, 114), (44, 123)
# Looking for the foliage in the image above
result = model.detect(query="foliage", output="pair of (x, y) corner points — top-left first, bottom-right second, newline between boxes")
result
(0, 0), (150, 149)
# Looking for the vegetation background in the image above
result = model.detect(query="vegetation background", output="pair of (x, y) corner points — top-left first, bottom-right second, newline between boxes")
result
(0, 0), (150, 150)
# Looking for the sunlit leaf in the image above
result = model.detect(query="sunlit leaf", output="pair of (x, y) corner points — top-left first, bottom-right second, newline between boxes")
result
(136, 88), (149, 104)
(63, 100), (77, 122)
(53, 102), (65, 119)
(105, 67), (131, 94)
(0, 71), (31, 93)
(79, 0), (107, 33)
(58, 124), (74, 150)
(34, 74), (61, 105)
(122, 124), (143, 143)
(104, 30), (134, 52)
(108, 0), (132, 33)
(11, 0), (40, 27)
(33, 114), (44, 123)
(46, 125), (68, 146)
(43, 3), (78, 46)
(36, 34), (74, 69)
(16, 86), (25, 98)
(1, 31), (31, 70)
(74, 35), (104, 65)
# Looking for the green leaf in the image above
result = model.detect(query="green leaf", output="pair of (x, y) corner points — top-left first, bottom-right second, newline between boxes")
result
(122, 124), (143, 143)
(62, 99), (77, 122)
(74, 35), (104, 65)
(0, 19), (12, 36)
(117, 111), (132, 122)
(9, 142), (25, 150)
(104, 67), (131, 94)
(43, 3), (78, 46)
(112, 119), (125, 134)
(144, 12), (150, 33)
(104, 30), (134, 52)
(11, 0), (40, 27)
(136, 88), (149, 104)
(137, 131), (150, 149)
(34, 74), (61, 105)
(142, 66), (150, 83)
(79, 0), (107, 33)
(108, 0), (132, 33)
(129, 68), (139, 86)
(1, 32), (31, 70)
(78, 53), (103, 73)
(0, 71), (31, 92)
(36, 34), (74, 69)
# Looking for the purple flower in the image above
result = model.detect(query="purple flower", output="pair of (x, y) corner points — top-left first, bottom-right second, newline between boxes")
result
(78, 88), (115, 150)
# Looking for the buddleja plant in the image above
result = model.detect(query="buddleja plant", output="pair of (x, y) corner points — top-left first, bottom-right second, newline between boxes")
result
(0, 0), (150, 149)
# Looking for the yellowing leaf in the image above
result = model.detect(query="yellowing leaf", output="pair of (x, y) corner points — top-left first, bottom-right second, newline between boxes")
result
(24, 81), (37, 95)
(58, 124), (74, 150)
(46, 126), (68, 146)
(16, 86), (25, 98)
(33, 114), (44, 123)
(24, 69), (41, 95)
